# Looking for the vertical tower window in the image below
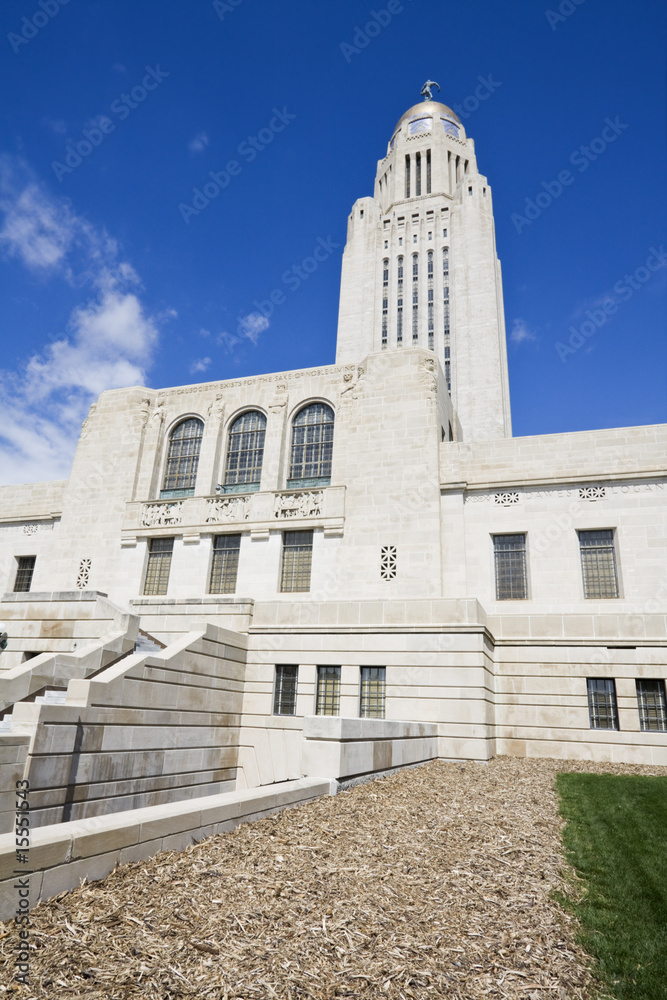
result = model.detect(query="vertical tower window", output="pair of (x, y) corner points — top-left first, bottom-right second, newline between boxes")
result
(397, 256), (403, 345)
(426, 149), (432, 194)
(587, 678), (619, 730)
(316, 665), (341, 716)
(578, 529), (619, 598)
(144, 537), (174, 596)
(443, 247), (451, 391)
(274, 665), (298, 716)
(288, 403), (334, 486)
(360, 667), (386, 719)
(280, 530), (313, 592)
(493, 534), (527, 600)
(405, 154), (410, 198)
(427, 250), (434, 350)
(209, 534), (241, 594)
(224, 411), (266, 493)
(412, 253), (419, 343)
(636, 680), (667, 732)
(381, 258), (389, 348)
(161, 418), (204, 498)
(13, 556), (36, 593)
(415, 152), (422, 196)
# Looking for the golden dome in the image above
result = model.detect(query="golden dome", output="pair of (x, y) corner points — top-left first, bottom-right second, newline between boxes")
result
(393, 101), (460, 133)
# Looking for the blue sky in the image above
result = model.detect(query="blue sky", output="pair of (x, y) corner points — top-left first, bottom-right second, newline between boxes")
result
(0, 0), (665, 484)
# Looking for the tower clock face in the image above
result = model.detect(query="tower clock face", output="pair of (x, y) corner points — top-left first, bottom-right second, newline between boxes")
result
(442, 118), (460, 138)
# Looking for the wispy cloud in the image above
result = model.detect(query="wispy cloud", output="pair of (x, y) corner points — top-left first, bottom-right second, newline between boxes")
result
(189, 356), (212, 375)
(0, 157), (167, 485)
(217, 311), (269, 353)
(510, 318), (537, 344)
(188, 132), (209, 154)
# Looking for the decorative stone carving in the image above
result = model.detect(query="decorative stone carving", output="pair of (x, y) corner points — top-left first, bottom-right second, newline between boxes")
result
(494, 492), (520, 506)
(205, 496), (251, 523)
(142, 502), (183, 527)
(419, 357), (438, 395)
(151, 399), (166, 426)
(268, 383), (289, 413)
(579, 486), (606, 502)
(77, 558), (91, 589)
(22, 524), (38, 535)
(274, 491), (323, 519)
(80, 404), (97, 439)
(380, 545), (397, 580)
(207, 393), (225, 421)
(340, 365), (366, 401)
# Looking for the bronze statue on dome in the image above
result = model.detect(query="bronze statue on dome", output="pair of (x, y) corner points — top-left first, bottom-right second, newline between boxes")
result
(420, 80), (440, 101)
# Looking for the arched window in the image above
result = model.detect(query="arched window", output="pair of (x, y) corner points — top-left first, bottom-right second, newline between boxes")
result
(223, 410), (266, 493)
(288, 403), (334, 488)
(161, 418), (204, 498)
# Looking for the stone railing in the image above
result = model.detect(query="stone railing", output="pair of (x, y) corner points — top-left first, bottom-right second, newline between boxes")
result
(122, 486), (345, 543)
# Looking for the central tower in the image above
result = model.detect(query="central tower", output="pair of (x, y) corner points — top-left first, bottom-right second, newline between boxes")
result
(335, 94), (512, 442)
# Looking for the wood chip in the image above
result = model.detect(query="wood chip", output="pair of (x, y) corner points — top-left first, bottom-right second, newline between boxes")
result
(2, 755), (664, 998)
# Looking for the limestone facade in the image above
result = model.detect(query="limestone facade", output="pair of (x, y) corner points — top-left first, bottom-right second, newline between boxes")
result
(1, 95), (665, 800)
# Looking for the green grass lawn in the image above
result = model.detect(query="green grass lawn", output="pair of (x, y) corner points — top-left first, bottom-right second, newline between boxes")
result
(556, 772), (667, 1000)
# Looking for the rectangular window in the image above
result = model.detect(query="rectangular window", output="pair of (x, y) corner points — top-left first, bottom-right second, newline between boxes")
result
(405, 155), (410, 198)
(280, 530), (313, 593)
(316, 665), (340, 716)
(587, 677), (619, 730)
(13, 556), (36, 593)
(636, 679), (667, 732)
(579, 530), (619, 598)
(426, 149), (431, 193)
(143, 537), (174, 596)
(493, 534), (527, 600)
(415, 151), (421, 196)
(209, 534), (241, 594)
(360, 666), (386, 719)
(273, 665), (298, 716)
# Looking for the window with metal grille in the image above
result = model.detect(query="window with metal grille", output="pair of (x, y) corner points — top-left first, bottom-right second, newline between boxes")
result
(143, 537), (174, 596)
(636, 679), (667, 732)
(412, 254), (419, 342)
(579, 530), (619, 598)
(405, 154), (410, 198)
(360, 667), (386, 719)
(443, 247), (451, 391)
(273, 665), (298, 716)
(427, 250), (434, 350)
(397, 257), (404, 345)
(288, 403), (334, 486)
(280, 530), (313, 592)
(587, 677), (619, 730)
(426, 149), (431, 193)
(13, 556), (36, 593)
(161, 418), (204, 498)
(415, 151), (422, 196)
(209, 534), (241, 594)
(493, 534), (527, 600)
(223, 410), (266, 493)
(381, 258), (389, 347)
(316, 665), (340, 716)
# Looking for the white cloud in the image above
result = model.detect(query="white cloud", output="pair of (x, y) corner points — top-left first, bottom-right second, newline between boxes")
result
(510, 318), (537, 344)
(216, 312), (269, 354)
(0, 158), (165, 485)
(188, 132), (209, 154)
(189, 357), (212, 375)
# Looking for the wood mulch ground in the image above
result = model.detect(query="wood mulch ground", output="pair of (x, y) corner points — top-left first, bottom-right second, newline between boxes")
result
(2, 755), (666, 999)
